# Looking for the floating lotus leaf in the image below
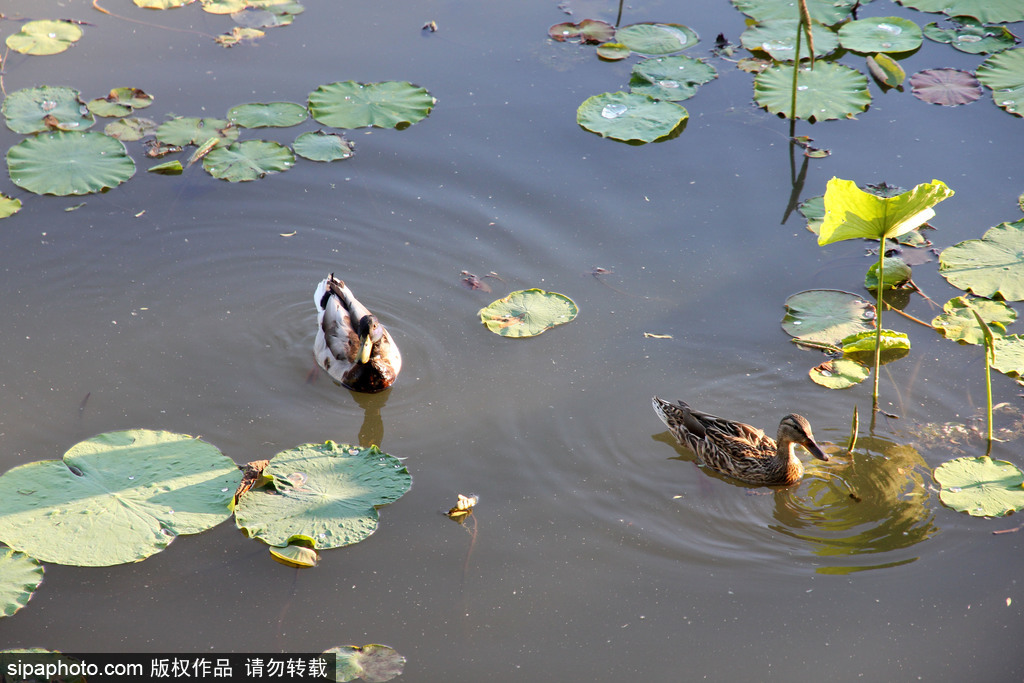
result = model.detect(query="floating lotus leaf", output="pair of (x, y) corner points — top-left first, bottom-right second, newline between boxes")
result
(596, 43), (630, 60)
(7, 131), (135, 196)
(202, 140), (295, 182)
(293, 131), (355, 161)
(739, 20), (838, 61)
(731, 0), (856, 24)
(754, 62), (870, 122)
(88, 87), (154, 118)
(104, 116), (158, 141)
(0, 549), (43, 617)
(629, 56), (717, 101)
(203, 0), (248, 13)
(934, 456), (1024, 517)
(227, 101), (308, 128)
(932, 296), (1016, 345)
(799, 195), (825, 235)
(992, 334), (1024, 377)
(235, 442), (411, 549)
(910, 68), (982, 106)
(781, 289), (875, 344)
(135, 0), (193, 6)
(216, 26), (265, 46)
(615, 23), (698, 55)
(923, 17), (1018, 54)
(308, 81), (436, 129)
(147, 160), (184, 175)
(0, 430), (240, 566)
(841, 329), (910, 365)
(867, 53), (905, 88)
(939, 219), (1024, 300)
(0, 195), (22, 219)
(865, 256), (912, 289)
(976, 48), (1024, 116)
(5, 20), (83, 55)
(2, 86), (93, 134)
(810, 358), (870, 389)
(156, 116), (239, 146)
(326, 644), (406, 683)
(838, 17), (922, 53)
(818, 178), (954, 245)
(478, 289), (578, 337)
(548, 19), (615, 44)
(577, 92), (688, 143)
(269, 543), (319, 568)
(231, 8), (294, 27)
(896, 0), (1024, 24)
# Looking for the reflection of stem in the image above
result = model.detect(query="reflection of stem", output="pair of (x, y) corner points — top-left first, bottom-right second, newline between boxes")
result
(615, 0), (624, 27)
(872, 241), (885, 417)
(818, 468), (861, 502)
(92, 1), (218, 39)
(846, 405), (859, 454)
(883, 302), (932, 328)
(461, 513), (478, 592)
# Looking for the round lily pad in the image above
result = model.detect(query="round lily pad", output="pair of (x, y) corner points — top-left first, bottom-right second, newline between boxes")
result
(577, 91), (688, 142)
(838, 17), (923, 54)
(2, 86), (93, 134)
(629, 56), (717, 102)
(932, 296), (1016, 345)
(5, 20), (83, 55)
(740, 20), (839, 61)
(548, 19), (615, 44)
(910, 69), (983, 106)
(923, 17), (1019, 55)
(7, 131), (135, 196)
(976, 48), (1024, 116)
(234, 442), (412, 549)
(810, 358), (870, 389)
(0, 549), (43, 617)
(308, 81), (436, 129)
(155, 117), (239, 147)
(939, 219), (1024, 299)
(478, 289), (578, 337)
(104, 116), (158, 141)
(615, 23), (698, 55)
(293, 130), (355, 161)
(227, 101), (308, 128)
(754, 62), (871, 122)
(0, 194), (22, 219)
(0, 430), (240, 566)
(896, 0), (1024, 24)
(202, 140), (295, 181)
(934, 456), (1024, 517)
(781, 290), (875, 345)
(596, 43), (630, 60)
(731, 0), (856, 24)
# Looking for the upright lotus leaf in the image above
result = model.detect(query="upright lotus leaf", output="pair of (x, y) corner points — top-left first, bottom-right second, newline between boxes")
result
(867, 53), (906, 88)
(924, 18), (1018, 55)
(629, 56), (717, 101)
(910, 69), (983, 106)
(156, 117), (239, 146)
(227, 102), (308, 128)
(0, 430), (240, 566)
(896, 0), (1024, 24)
(754, 63), (870, 122)
(2, 86), (93, 134)
(325, 645), (406, 683)
(731, 0), (856, 24)
(740, 20), (839, 61)
(939, 219), (1024, 300)
(934, 456), (1024, 517)
(932, 296), (1016, 345)
(615, 23), (698, 55)
(818, 178), (954, 245)
(293, 131), (355, 161)
(577, 92), (688, 142)
(838, 17), (922, 54)
(234, 442), (411, 549)
(7, 131), (136, 196)
(309, 81), (436, 129)
(0, 549), (43, 617)
(781, 290), (875, 344)
(478, 289), (578, 337)
(202, 140), (295, 182)
(0, 195), (22, 219)
(976, 48), (1024, 116)
(6, 20), (83, 55)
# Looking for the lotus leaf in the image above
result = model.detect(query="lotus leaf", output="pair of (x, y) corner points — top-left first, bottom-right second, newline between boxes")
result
(269, 543), (319, 568)
(739, 20), (839, 61)
(841, 329), (910, 365)
(326, 644), (406, 683)
(7, 131), (136, 196)
(148, 160), (184, 175)
(235, 442), (410, 549)
(231, 8), (294, 28)
(615, 23), (698, 55)
(227, 102), (308, 128)
(934, 456), (1024, 517)
(865, 256), (912, 290)
(548, 19), (615, 44)
(818, 178), (954, 245)
(0, 549), (43, 618)
(596, 43), (630, 60)
(754, 63), (870, 122)
(731, 0), (856, 24)
(293, 131), (355, 161)
(105, 117), (158, 141)
(838, 17), (922, 54)
(799, 195), (825, 235)
(216, 27), (265, 46)
(932, 296), (1016, 345)
(309, 81), (436, 129)
(2, 86), (93, 134)
(577, 92), (688, 143)
(202, 140), (295, 182)
(810, 358), (870, 389)
(976, 48), (1024, 116)
(896, 0), (1024, 24)
(5, 20), (83, 56)
(939, 219), (1024, 300)
(867, 53), (905, 88)
(782, 290), (875, 344)
(203, 0), (248, 13)
(629, 56), (717, 102)
(0, 195), (22, 219)
(992, 334), (1024, 377)
(910, 69), (982, 106)
(0, 430), (240, 566)
(923, 17), (1018, 55)
(135, 0), (193, 7)
(478, 289), (579, 337)
(156, 117), (239, 146)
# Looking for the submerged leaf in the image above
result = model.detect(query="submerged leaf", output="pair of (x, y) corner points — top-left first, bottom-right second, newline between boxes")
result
(939, 218), (1024, 300)
(478, 289), (578, 337)
(934, 456), (1024, 517)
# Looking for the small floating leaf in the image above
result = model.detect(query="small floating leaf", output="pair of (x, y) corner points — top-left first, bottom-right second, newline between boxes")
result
(2, 86), (93, 134)
(923, 17), (1018, 54)
(810, 358), (870, 389)
(992, 334), (1024, 377)
(754, 63), (871, 122)
(932, 296), (1015, 345)
(478, 289), (578, 337)
(7, 131), (135, 196)
(939, 218), (1024, 300)
(577, 91), (688, 142)
(325, 644), (406, 683)
(227, 101), (308, 128)
(446, 493), (478, 524)
(293, 130), (355, 161)
(934, 456), (1024, 517)
(269, 543), (319, 568)
(5, 20), (83, 55)
(841, 329), (911, 365)
(0, 195), (23, 219)
(838, 17), (923, 54)
(0, 549), (43, 617)
(156, 116), (239, 147)
(867, 53), (906, 88)
(976, 48), (1024, 116)
(309, 81), (436, 129)
(596, 42), (630, 60)
(911, 68), (983, 106)
(202, 140), (295, 182)
(616, 23), (698, 55)
(147, 160), (184, 175)
(781, 290), (875, 345)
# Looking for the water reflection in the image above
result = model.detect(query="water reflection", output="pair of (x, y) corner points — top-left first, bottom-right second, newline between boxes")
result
(347, 389), (390, 447)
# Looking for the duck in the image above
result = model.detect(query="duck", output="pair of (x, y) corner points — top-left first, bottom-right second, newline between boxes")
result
(651, 396), (829, 486)
(314, 274), (402, 393)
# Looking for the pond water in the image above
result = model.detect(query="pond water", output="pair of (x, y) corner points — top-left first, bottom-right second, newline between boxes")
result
(2, 0), (1024, 680)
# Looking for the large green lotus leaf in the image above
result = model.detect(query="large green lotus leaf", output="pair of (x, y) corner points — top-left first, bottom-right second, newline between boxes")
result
(202, 140), (295, 181)
(0, 195), (22, 219)
(293, 131), (355, 162)
(939, 219), (1024, 299)
(7, 131), (135, 196)
(838, 17), (922, 53)
(235, 442), (411, 549)
(976, 48), (1024, 117)
(5, 20), (83, 55)
(326, 644), (406, 683)
(478, 289), (579, 337)
(754, 62), (870, 122)
(809, 357), (870, 389)
(781, 289), (876, 344)
(934, 456), (1024, 517)
(615, 23), (698, 55)
(227, 102), (308, 128)
(896, 0), (1024, 23)
(992, 334), (1024, 377)
(0, 430), (240, 566)
(924, 18), (1018, 55)
(932, 296), (1016, 345)
(818, 178), (954, 245)
(577, 91), (688, 142)
(841, 329), (911, 365)
(740, 20), (839, 61)
(308, 81), (435, 129)
(2, 86), (93, 134)
(629, 56), (717, 101)
(731, 0), (856, 24)
(0, 549), (43, 618)
(155, 117), (239, 146)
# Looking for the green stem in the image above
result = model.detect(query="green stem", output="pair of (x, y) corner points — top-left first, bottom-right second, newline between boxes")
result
(872, 241), (884, 415)
(984, 335), (993, 454)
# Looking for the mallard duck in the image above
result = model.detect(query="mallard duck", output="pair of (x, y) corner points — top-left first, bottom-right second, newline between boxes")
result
(652, 396), (829, 486)
(314, 274), (402, 393)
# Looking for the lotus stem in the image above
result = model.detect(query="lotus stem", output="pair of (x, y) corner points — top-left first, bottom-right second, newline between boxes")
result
(871, 241), (885, 415)
(846, 404), (859, 454)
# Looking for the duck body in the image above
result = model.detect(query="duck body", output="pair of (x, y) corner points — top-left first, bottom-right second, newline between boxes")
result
(314, 274), (401, 393)
(652, 396), (829, 486)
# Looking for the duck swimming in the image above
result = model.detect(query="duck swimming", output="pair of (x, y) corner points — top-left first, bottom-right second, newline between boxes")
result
(652, 396), (829, 486)
(314, 274), (402, 393)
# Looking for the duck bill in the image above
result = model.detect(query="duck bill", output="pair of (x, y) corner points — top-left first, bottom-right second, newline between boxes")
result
(358, 336), (373, 364)
(805, 440), (830, 461)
